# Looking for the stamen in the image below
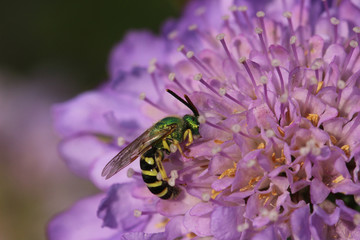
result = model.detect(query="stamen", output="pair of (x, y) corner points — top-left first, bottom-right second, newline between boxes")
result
(237, 222), (249, 232)
(194, 73), (220, 96)
(168, 72), (188, 94)
(219, 87), (246, 107)
(216, 33), (233, 61)
(170, 143), (177, 153)
(239, 57), (257, 89)
(266, 129), (275, 138)
(211, 146), (222, 155)
(279, 92), (288, 103)
(260, 75), (272, 110)
(222, 15), (235, 37)
(134, 209), (142, 217)
(342, 40), (358, 75)
(167, 30), (178, 41)
(256, 11), (268, 46)
(330, 17), (340, 44)
(185, 51), (213, 76)
(272, 59), (285, 93)
(238, 6), (253, 30)
(139, 93), (168, 113)
(290, 36), (300, 65)
(127, 168), (135, 178)
(134, 209), (154, 217)
(255, 27), (269, 63)
(322, 0), (330, 19)
(246, 159), (256, 168)
(157, 172), (163, 181)
(337, 79), (346, 90)
(117, 136), (126, 146)
(311, 59), (323, 82)
(354, 214), (360, 226)
(353, 27), (360, 43)
(202, 193), (211, 202)
(283, 11), (294, 36)
(198, 115), (206, 124)
(229, 5), (243, 30)
(231, 124), (241, 133)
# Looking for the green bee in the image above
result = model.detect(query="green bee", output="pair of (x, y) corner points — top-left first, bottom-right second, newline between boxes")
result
(102, 89), (200, 199)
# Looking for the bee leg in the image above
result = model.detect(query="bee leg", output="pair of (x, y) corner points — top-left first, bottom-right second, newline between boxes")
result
(183, 129), (194, 147)
(172, 139), (194, 159)
(154, 149), (169, 181)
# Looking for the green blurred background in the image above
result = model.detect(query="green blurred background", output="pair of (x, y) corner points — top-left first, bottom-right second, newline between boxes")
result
(0, 1), (185, 239)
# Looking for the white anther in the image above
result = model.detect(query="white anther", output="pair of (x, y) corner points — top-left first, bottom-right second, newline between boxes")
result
(300, 146), (310, 156)
(157, 172), (163, 181)
(149, 58), (157, 65)
(306, 139), (316, 148)
(231, 124), (241, 133)
(310, 76), (318, 85)
(202, 193), (211, 202)
(170, 144), (178, 153)
(139, 92), (146, 100)
(271, 59), (280, 67)
(255, 27), (263, 34)
(354, 214), (360, 226)
(147, 64), (156, 74)
(283, 11), (292, 18)
(194, 73), (203, 81)
(168, 178), (176, 187)
(117, 137), (126, 146)
(237, 222), (249, 232)
(222, 15), (230, 20)
(219, 87), (226, 96)
(350, 40), (358, 48)
(260, 75), (268, 84)
(195, 7), (206, 16)
(311, 147), (321, 156)
(170, 170), (178, 179)
(330, 17), (340, 25)
(311, 59), (323, 70)
(265, 129), (275, 138)
(355, 195), (360, 205)
(238, 6), (248, 12)
(127, 168), (135, 178)
(353, 26), (360, 33)
(186, 51), (194, 58)
(177, 45), (185, 52)
(216, 33), (225, 41)
(246, 159), (256, 168)
(256, 11), (265, 18)
(168, 72), (176, 81)
(238, 56), (246, 63)
(268, 209), (279, 221)
(229, 5), (237, 11)
(260, 208), (269, 216)
(337, 79), (346, 89)
(188, 24), (197, 31)
(134, 209), (142, 217)
(211, 146), (222, 155)
(198, 115), (206, 124)
(167, 30), (178, 40)
(279, 93), (288, 103)
(290, 36), (297, 45)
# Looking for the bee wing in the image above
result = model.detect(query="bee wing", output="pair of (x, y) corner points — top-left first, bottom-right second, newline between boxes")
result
(101, 124), (177, 179)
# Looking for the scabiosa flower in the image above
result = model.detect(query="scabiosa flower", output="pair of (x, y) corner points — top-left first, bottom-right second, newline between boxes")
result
(48, 0), (360, 239)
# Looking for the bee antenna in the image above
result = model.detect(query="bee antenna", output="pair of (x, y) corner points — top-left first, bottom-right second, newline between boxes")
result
(166, 89), (199, 117)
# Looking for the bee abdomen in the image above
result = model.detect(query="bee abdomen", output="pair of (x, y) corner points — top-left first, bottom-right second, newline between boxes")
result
(140, 151), (179, 199)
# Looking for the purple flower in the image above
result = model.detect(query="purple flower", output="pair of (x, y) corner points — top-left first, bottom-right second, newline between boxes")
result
(49, 0), (360, 239)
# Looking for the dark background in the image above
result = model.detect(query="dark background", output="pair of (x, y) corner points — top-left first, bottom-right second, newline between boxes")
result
(0, 1), (185, 239)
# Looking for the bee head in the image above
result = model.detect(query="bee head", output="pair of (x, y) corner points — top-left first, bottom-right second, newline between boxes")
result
(183, 114), (200, 135)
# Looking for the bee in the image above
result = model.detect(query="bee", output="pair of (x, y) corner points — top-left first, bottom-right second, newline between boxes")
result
(101, 89), (200, 199)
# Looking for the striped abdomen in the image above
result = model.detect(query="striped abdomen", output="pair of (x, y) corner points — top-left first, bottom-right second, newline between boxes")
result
(140, 148), (178, 199)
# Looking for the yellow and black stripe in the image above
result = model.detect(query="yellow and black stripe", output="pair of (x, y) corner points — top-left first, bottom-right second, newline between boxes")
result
(140, 148), (179, 199)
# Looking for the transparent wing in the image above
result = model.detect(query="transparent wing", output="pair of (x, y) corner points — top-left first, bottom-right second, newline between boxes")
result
(101, 124), (177, 179)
